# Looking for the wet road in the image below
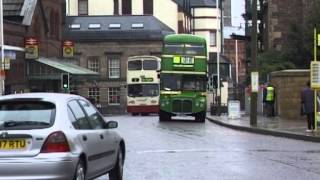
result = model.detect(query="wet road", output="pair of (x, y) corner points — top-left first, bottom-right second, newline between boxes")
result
(97, 115), (320, 180)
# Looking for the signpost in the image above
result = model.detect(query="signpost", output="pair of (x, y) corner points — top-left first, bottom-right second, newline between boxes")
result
(0, 0), (5, 95)
(311, 27), (319, 131)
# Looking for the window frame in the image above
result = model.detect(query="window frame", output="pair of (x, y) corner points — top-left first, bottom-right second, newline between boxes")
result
(108, 87), (121, 105)
(88, 87), (100, 104)
(210, 30), (217, 47)
(87, 57), (100, 73)
(108, 56), (121, 79)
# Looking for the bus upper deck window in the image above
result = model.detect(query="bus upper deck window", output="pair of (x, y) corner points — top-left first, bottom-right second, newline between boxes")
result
(128, 60), (142, 70)
(143, 60), (158, 70)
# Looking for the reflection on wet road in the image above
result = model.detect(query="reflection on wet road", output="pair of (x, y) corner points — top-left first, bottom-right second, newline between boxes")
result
(96, 115), (320, 180)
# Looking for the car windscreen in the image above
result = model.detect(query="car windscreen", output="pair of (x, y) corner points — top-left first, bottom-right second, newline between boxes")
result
(0, 101), (55, 130)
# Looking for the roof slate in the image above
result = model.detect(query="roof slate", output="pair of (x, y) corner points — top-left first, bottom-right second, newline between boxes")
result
(3, 0), (24, 16)
(64, 15), (175, 41)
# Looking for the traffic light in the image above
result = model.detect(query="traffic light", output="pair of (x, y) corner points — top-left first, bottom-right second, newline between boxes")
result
(207, 74), (223, 91)
(61, 73), (69, 89)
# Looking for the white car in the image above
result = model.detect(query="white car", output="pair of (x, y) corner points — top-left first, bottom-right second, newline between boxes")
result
(0, 93), (125, 180)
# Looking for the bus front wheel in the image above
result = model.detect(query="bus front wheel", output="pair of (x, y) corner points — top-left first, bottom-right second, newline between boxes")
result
(159, 110), (171, 122)
(195, 112), (206, 123)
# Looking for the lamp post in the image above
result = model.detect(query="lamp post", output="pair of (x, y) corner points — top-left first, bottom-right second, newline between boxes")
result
(0, 0), (4, 95)
(250, 0), (258, 126)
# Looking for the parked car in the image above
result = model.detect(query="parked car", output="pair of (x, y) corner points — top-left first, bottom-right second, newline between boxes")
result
(0, 93), (125, 180)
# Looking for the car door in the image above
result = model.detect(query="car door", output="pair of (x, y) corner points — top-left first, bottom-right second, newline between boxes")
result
(78, 99), (117, 173)
(67, 100), (101, 177)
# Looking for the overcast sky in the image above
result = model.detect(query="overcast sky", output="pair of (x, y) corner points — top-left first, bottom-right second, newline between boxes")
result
(224, 0), (245, 38)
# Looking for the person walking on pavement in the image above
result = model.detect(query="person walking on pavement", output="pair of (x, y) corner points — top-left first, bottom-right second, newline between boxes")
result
(263, 83), (276, 117)
(301, 81), (315, 132)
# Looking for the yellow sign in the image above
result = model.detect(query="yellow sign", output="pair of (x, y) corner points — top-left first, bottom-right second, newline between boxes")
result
(311, 61), (320, 89)
(173, 56), (180, 64)
(0, 139), (26, 149)
(63, 40), (74, 58)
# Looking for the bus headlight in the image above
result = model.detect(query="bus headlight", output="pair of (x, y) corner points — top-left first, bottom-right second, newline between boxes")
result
(195, 102), (200, 107)
(161, 103), (166, 107)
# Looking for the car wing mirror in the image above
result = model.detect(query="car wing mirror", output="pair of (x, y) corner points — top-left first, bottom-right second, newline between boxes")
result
(106, 121), (118, 129)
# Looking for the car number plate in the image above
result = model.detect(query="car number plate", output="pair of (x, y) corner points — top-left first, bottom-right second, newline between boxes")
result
(0, 139), (27, 150)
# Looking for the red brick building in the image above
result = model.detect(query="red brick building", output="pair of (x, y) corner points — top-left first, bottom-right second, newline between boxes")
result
(3, 0), (97, 94)
(224, 38), (246, 85)
(3, 0), (65, 93)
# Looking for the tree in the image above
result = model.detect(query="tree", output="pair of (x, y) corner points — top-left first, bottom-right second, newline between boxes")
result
(257, 50), (295, 82)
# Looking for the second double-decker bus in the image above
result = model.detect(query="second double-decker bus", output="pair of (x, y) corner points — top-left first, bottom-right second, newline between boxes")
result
(127, 56), (161, 115)
(159, 34), (207, 122)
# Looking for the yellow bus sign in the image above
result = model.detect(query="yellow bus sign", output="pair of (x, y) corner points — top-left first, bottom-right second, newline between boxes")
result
(311, 61), (320, 89)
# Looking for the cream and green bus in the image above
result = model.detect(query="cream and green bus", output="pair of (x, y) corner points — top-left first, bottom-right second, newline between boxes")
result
(127, 56), (161, 115)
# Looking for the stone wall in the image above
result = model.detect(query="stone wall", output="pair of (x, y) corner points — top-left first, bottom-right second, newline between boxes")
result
(74, 41), (162, 114)
(270, 69), (309, 120)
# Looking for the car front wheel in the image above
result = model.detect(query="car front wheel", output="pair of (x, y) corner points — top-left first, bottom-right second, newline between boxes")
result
(109, 149), (124, 180)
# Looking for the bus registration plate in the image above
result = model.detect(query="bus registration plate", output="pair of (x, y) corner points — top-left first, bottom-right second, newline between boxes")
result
(181, 57), (194, 64)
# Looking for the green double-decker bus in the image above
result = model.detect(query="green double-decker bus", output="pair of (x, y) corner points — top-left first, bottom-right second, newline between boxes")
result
(159, 34), (207, 122)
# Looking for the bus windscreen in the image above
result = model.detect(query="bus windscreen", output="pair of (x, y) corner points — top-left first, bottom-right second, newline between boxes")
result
(161, 74), (206, 91)
(128, 84), (159, 97)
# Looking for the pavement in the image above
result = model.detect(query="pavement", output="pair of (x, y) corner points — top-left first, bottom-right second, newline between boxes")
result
(206, 113), (320, 143)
